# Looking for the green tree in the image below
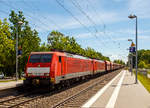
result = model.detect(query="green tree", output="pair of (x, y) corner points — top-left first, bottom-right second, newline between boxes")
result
(138, 61), (147, 68)
(47, 30), (110, 61)
(47, 30), (65, 50)
(137, 49), (150, 69)
(114, 59), (125, 65)
(0, 19), (15, 75)
(38, 42), (50, 51)
(47, 30), (83, 53)
(9, 10), (41, 78)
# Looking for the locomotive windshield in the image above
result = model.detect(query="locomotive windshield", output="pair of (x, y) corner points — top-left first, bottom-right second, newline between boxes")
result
(29, 54), (52, 63)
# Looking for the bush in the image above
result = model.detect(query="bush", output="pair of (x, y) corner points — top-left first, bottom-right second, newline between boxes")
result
(146, 64), (150, 69)
(138, 61), (147, 68)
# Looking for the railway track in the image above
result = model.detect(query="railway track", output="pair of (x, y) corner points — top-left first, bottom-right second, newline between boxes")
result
(0, 70), (121, 108)
(0, 86), (25, 100)
(27, 70), (121, 108)
(0, 94), (39, 108)
(51, 70), (118, 108)
(0, 87), (48, 108)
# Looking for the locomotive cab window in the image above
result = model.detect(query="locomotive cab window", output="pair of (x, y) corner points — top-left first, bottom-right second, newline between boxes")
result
(29, 54), (52, 63)
(41, 54), (52, 63)
(59, 56), (61, 62)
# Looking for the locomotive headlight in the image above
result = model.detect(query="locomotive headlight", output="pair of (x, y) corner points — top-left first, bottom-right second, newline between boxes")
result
(28, 73), (32, 76)
(44, 73), (49, 76)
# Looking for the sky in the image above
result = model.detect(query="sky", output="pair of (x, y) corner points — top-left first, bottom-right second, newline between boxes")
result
(0, 0), (150, 63)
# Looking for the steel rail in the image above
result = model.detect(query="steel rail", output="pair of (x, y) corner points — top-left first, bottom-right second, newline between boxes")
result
(51, 72), (118, 108)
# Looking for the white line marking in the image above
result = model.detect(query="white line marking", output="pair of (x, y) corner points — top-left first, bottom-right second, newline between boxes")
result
(106, 70), (126, 108)
(82, 71), (123, 108)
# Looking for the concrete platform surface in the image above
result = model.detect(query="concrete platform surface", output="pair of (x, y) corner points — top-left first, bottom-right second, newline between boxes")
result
(82, 70), (150, 108)
(0, 80), (23, 91)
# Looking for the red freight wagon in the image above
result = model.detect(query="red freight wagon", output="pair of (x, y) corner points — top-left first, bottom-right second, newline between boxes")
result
(105, 61), (111, 71)
(110, 62), (113, 71)
(113, 63), (117, 70)
(116, 64), (119, 69)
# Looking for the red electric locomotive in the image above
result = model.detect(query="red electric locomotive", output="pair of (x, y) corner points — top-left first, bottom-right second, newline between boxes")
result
(93, 59), (105, 74)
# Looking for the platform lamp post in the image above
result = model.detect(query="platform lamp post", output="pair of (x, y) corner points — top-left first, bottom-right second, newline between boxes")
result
(128, 14), (138, 84)
(16, 21), (23, 81)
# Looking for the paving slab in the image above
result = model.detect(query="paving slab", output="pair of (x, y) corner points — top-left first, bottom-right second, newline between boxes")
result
(82, 70), (150, 108)
(0, 80), (23, 91)
(115, 71), (150, 108)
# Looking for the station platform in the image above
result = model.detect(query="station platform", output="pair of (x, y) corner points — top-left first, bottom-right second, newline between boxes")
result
(82, 70), (150, 108)
(0, 80), (23, 91)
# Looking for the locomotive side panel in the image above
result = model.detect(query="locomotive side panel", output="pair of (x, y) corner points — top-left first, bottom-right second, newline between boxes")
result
(64, 57), (92, 80)
(93, 60), (105, 75)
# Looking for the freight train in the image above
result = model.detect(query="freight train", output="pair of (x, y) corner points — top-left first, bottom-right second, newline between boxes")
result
(23, 51), (123, 86)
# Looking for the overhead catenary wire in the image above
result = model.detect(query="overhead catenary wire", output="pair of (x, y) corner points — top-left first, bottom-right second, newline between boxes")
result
(0, 0), (83, 44)
(0, 0), (53, 44)
(54, 0), (106, 48)
(22, 0), (63, 43)
(55, 0), (97, 38)
(55, 0), (109, 52)
(70, 0), (98, 33)
(0, 0), (51, 31)
(86, 0), (105, 31)
(86, 0), (121, 48)
(22, 0), (83, 44)
(70, 0), (109, 48)
(85, 0), (127, 60)
(22, 0), (61, 31)
(1, 0), (125, 59)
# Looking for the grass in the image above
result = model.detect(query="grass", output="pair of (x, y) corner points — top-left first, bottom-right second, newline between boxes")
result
(124, 67), (129, 70)
(0, 79), (17, 82)
(137, 72), (150, 93)
(0, 78), (24, 83)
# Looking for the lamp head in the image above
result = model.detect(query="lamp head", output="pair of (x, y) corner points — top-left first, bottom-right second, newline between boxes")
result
(128, 14), (136, 19)
(18, 21), (23, 25)
(128, 39), (133, 41)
